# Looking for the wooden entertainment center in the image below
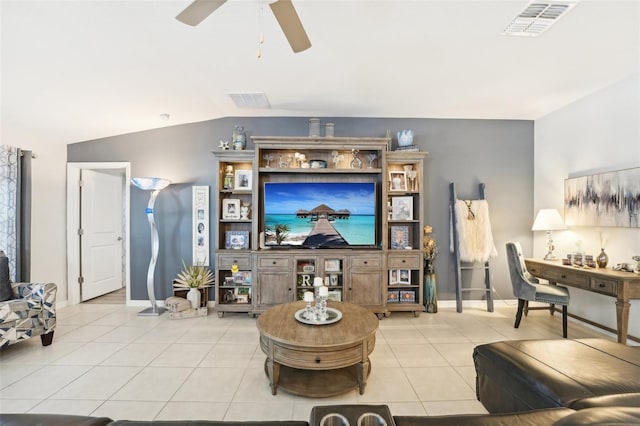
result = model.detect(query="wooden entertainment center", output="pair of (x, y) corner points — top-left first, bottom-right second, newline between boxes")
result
(212, 136), (427, 318)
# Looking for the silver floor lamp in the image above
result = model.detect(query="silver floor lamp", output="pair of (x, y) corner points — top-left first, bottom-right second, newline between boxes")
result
(131, 177), (171, 316)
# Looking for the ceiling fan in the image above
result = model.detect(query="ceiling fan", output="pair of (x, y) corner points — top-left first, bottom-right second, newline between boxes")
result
(176, 0), (311, 53)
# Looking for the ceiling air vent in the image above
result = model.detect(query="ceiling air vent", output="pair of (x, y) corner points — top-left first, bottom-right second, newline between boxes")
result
(228, 92), (271, 109)
(503, 1), (578, 36)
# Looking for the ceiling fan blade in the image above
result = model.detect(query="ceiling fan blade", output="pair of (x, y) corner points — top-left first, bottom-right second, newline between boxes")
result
(176, 0), (228, 26)
(269, 0), (311, 53)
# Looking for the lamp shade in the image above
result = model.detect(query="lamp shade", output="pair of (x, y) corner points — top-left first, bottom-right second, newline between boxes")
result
(531, 209), (567, 231)
(131, 177), (171, 191)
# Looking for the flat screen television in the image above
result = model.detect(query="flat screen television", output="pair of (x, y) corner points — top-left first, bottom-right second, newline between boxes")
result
(263, 182), (378, 248)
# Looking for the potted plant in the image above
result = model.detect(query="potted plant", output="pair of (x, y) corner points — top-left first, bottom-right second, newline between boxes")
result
(173, 261), (214, 309)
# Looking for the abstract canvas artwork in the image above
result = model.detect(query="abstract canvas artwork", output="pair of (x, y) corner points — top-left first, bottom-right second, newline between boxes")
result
(564, 167), (640, 228)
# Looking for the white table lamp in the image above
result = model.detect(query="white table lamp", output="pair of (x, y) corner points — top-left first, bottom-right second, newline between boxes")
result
(532, 209), (567, 261)
(131, 177), (171, 316)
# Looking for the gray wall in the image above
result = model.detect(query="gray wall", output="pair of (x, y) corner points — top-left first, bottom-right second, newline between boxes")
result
(68, 116), (534, 304)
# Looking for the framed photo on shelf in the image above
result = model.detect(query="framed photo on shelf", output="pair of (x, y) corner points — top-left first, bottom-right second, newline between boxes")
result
(392, 196), (413, 220)
(324, 259), (341, 272)
(222, 199), (241, 220)
(235, 287), (251, 304)
(235, 294), (249, 304)
(225, 230), (249, 249)
(389, 269), (399, 285)
(398, 269), (411, 284)
(400, 290), (416, 303)
(233, 272), (245, 284)
(224, 276), (235, 286)
(390, 225), (410, 250)
(387, 290), (400, 303)
(389, 171), (407, 191)
(234, 169), (252, 190)
(192, 186), (209, 266)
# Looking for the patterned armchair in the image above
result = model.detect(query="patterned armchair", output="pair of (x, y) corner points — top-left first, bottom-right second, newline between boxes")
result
(0, 282), (57, 348)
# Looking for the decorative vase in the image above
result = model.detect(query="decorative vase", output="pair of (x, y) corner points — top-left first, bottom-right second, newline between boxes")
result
(350, 149), (362, 169)
(223, 165), (234, 190)
(596, 248), (609, 268)
(232, 125), (246, 150)
(187, 287), (201, 309)
(424, 259), (438, 313)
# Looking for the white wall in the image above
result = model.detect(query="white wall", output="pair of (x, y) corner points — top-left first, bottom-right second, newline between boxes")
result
(7, 139), (69, 304)
(534, 73), (640, 339)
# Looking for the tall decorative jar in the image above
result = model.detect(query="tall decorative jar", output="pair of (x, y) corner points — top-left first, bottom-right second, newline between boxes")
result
(187, 287), (201, 309)
(422, 226), (439, 313)
(424, 259), (437, 313)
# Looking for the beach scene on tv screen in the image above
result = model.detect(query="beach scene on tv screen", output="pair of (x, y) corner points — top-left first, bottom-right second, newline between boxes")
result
(264, 182), (376, 247)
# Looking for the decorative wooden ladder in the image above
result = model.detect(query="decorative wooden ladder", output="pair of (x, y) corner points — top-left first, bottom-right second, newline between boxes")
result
(450, 182), (494, 313)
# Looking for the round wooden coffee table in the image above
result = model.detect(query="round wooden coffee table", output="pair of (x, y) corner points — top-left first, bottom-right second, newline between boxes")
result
(256, 300), (378, 397)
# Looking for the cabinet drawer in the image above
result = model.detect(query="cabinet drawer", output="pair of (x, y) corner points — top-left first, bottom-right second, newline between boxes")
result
(590, 277), (617, 296)
(388, 253), (421, 269)
(351, 256), (381, 268)
(541, 268), (589, 288)
(218, 254), (251, 269)
(257, 256), (291, 269)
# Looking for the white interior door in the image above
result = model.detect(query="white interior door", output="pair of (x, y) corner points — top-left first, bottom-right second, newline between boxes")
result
(80, 169), (124, 301)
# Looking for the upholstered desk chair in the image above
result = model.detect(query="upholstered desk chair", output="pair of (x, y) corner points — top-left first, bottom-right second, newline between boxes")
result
(506, 242), (570, 338)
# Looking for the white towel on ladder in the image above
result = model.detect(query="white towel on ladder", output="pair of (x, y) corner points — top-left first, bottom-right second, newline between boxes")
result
(451, 199), (498, 263)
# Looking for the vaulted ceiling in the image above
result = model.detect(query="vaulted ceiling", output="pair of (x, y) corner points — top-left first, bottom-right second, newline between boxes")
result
(2, 0), (638, 145)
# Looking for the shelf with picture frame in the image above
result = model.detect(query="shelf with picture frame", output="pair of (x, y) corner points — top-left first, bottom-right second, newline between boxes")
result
(212, 150), (255, 318)
(211, 138), (429, 319)
(385, 151), (428, 316)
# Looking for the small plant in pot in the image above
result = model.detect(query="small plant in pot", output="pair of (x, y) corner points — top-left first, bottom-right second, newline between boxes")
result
(173, 261), (214, 309)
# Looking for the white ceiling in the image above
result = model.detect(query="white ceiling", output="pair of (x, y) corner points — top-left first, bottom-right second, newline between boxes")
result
(2, 0), (639, 145)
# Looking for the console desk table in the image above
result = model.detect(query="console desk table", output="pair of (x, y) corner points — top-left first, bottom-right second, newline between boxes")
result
(525, 259), (640, 344)
(256, 300), (378, 397)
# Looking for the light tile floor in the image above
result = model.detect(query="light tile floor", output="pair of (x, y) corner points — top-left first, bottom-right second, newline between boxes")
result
(0, 301), (616, 421)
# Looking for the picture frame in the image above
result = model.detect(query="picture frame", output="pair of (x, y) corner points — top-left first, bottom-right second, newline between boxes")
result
(235, 293), (249, 304)
(389, 269), (399, 285)
(324, 259), (341, 272)
(225, 230), (249, 249)
(224, 276), (235, 286)
(222, 198), (241, 220)
(390, 225), (410, 250)
(234, 287), (250, 304)
(387, 290), (400, 303)
(400, 290), (416, 303)
(233, 272), (245, 284)
(192, 186), (209, 265)
(392, 196), (413, 220)
(234, 169), (252, 191)
(389, 171), (407, 191)
(398, 269), (411, 284)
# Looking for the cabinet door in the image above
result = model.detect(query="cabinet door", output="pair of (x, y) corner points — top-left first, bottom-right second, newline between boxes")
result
(255, 271), (293, 307)
(348, 270), (383, 306)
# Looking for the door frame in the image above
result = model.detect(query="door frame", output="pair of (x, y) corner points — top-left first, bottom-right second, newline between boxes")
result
(66, 162), (131, 305)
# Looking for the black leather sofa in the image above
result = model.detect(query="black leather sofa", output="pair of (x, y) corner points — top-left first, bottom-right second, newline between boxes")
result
(474, 338), (640, 413)
(4, 338), (640, 426)
(3, 405), (640, 426)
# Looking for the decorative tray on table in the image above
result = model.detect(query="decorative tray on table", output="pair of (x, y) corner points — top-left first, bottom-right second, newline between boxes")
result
(294, 307), (342, 325)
